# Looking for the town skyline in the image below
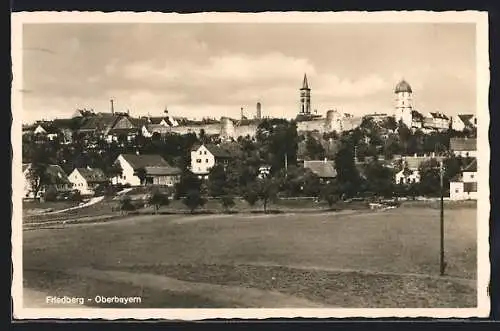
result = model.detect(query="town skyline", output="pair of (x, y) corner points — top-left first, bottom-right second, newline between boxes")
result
(21, 23), (476, 124)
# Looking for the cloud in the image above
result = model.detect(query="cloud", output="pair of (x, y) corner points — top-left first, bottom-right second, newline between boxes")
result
(124, 52), (316, 86)
(314, 74), (388, 98)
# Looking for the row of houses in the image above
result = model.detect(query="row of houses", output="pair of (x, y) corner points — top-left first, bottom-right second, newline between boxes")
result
(22, 110), (187, 145)
(22, 137), (478, 201)
(407, 111), (477, 133)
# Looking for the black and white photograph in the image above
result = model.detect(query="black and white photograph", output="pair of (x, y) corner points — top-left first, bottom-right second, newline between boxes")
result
(11, 11), (490, 320)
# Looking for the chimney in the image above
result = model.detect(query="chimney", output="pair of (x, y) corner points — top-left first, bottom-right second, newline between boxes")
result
(432, 152), (435, 158)
(110, 99), (114, 114)
(324, 157), (327, 163)
(136, 150), (140, 155)
(414, 153), (417, 157)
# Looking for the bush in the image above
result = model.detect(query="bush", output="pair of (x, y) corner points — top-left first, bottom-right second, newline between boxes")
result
(118, 195), (136, 213)
(43, 186), (58, 202)
(69, 190), (83, 202)
(183, 190), (206, 213)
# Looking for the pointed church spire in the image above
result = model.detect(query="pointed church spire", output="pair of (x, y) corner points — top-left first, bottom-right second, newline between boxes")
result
(302, 73), (309, 89)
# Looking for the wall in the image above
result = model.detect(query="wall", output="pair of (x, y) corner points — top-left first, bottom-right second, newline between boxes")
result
(152, 175), (181, 186)
(450, 181), (478, 200)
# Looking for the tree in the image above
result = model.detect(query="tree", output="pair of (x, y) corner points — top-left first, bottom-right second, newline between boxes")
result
(256, 176), (280, 213)
(304, 133), (325, 160)
(207, 164), (229, 197)
(26, 163), (49, 199)
(183, 190), (206, 213)
(363, 160), (395, 198)
(134, 167), (148, 185)
(175, 171), (202, 199)
(118, 195), (136, 214)
(220, 195), (236, 213)
(242, 184), (259, 207)
(417, 159), (441, 196)
(148, 189), (170, 214)
(105, 162), (123, 182)
(320, 181), (340, 208)
(334, 143), (362, 198)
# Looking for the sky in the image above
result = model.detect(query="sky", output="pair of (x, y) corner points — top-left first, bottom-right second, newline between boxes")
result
(21, 22), (476, 123)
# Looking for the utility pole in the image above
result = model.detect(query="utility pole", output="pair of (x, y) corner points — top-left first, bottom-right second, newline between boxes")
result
(439, 159), (445, 276)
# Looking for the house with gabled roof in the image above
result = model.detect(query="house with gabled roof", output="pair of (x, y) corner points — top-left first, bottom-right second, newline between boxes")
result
(394, 153), (445, 185)
(78, 113), (122, 136)
(450, 137), (477, 158)
(422, 112), (450, 131)
(113, 153), (181, 186)
(450, 158), (477, 200)
(451, 114), (477, 132)
(303, 159), (337, 183)
(68, 167), (108, 195)
(190, 143), (234, 178)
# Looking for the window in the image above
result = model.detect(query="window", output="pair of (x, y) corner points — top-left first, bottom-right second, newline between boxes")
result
(455, 189), (459, 193)
(470, 174), (475, 179)
(199, 151), (202, 155)
(205, 159), (209, 163)
(196, 159), (202, 163)
(204, 151), (207, 155)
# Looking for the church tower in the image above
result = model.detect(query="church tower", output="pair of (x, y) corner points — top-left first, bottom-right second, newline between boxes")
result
(299, 73), (311, 115)
(394, 79), (413, 127)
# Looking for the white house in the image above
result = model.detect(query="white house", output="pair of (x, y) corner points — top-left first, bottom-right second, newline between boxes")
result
(33, 124), (60, 140)
(394, 154), (444, 185)
(113, 153), (181, 187)
(450, 159), (477, 200)
(68, 167), (108, 195)
(422, 112), (450, 131)
(449, 137), (477, 158)
(190, 144), (233, 178)
(451, 114), (477, 132)
(141, 124), (170, 138)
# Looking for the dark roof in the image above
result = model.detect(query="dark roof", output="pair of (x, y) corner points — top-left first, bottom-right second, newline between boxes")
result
(428, 112), (449, 120)
(35, 123), (60, 134)
(51, 118), (77, 129)
(411, 110), (425, 120)
(457, 114), (476, 128)
(78, 114), (120, 132)
(76, 168), (108, 183)
(463, 158), (477, 172)
(450, 137), (477, 151)
(119, 154), (170, 170)
(303, 160), (337, 178)
(144, 166), (182, 176)
(203, 144), (233, 158)
(45, 165), (71, 184)
(402, 156), (445, 170)
(394, 80), (412, 93)
(128, 117), (149, 128)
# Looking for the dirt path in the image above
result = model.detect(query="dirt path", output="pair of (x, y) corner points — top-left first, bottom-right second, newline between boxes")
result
(70, 267), (326, 308)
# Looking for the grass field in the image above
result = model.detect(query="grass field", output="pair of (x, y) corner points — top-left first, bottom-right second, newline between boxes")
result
(22, 204), (477, 308)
